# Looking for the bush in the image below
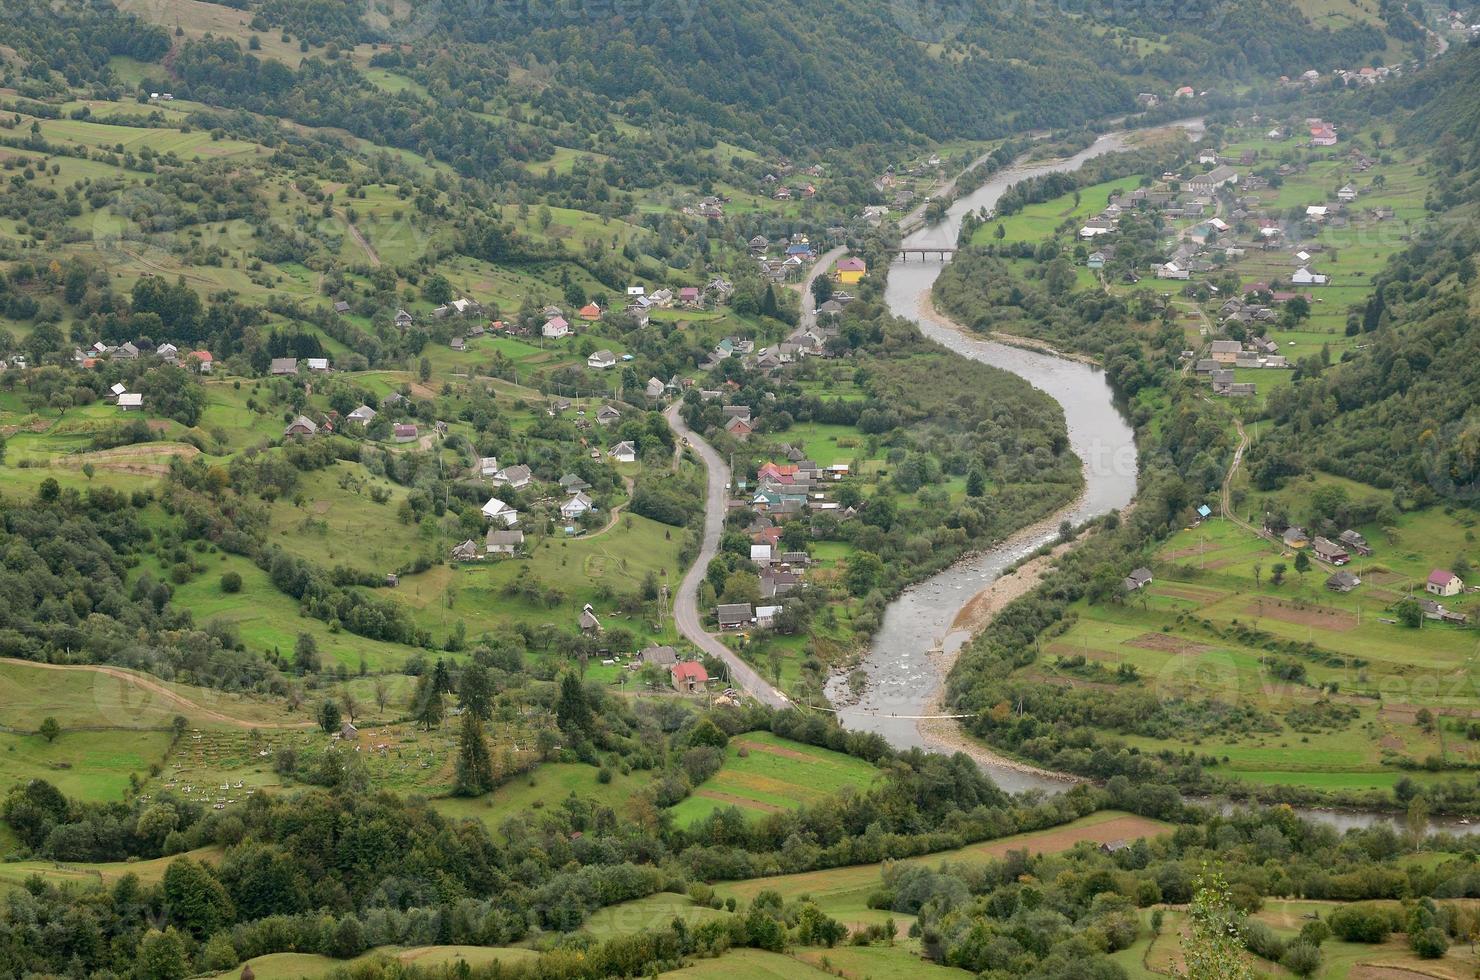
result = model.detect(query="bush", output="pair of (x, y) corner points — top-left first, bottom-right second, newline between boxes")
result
(1410, 926), (1449, 959)
(220, 571), (243, 593)
(1328, 903), (1393, 943)
(1280, 941), (1323, 977)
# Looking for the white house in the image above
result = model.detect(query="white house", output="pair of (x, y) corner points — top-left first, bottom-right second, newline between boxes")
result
(1337, 184), (1358, 202)
(560, 492), (593, 520)
(750, 544), (773, 566)
(1291, 267), (1328, 286)
(542, 316), (570, 339)
(306, 357), (330, 372)
(587, 349), (617, 370)
(478, 456), (500, 478)
(493, 464), (532, 489)
(1157, 262), (1190, 280)
(1427, 569), (1464, 597)
(608, 441), (637, 463)
(347, 405), (377, 424)
(1305, 205), (1328, 219)
(117, 392), (143, 411)
(481, 497), (519, 526)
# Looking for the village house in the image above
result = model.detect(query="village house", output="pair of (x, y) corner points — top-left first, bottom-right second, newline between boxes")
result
(835, 257), (867, 284)
(269, 357), (298, 376)
(644, 377), (665, 400)
(760, 568), (803, 599)
(1186, 165), (1238, 193)
(451, 539), (481, 561)
(493, 464), (533, 490)
(559, 473), (591, 494)
(1210, 339), (1242, 363)
(1339, 529), (1373, 556)
(608, 441), (637, 463)
(596, 405), (621, 426)
(1282, 526), (1309, 549)
(542, 316), (570, 339)
(394, 309), (415, 328)
(561, 492), (594, 521)
(641, 645), (678, 667)
(117, 392), (143, 412)
(671, 661), (709, 693)
(485, 529), (523, 556)
(1312, 537), (1350, 565)
(716, 603), (754, 630)
(334, 301), (351, 314)
(725, 416), (754, 440)
(579, 604), (602, 633)
(393, 423), (419, 442)
(1326, 570), (1361, 593)
(186, 350), (213, 373)
(477, 456), (499, 478)
(587, 349), (617, 370)
(114, 342), (139, 360)
(481, 497), (519, 527)
(156, 343), (179, 362)
(284, 415), (317, 437)
(1310, 123), (1338, 146)
(1291, 267), (1329, 286)
(579, 302), (602, 321)
(1122, 567), (1154, 592)
(1427, 570), (1464, 597)
(450, 337), (466, 352)
(750, 544), (773, 567)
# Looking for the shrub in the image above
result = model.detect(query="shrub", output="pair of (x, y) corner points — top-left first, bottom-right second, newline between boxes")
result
(1410, 926), (1449, 959)
(220, 571), (243, 593)
(1280, 941), (1323, 977)
(1328, 903), (1393, 943)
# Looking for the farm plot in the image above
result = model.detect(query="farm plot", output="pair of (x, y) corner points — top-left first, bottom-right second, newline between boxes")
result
(667, 732), (882, 828)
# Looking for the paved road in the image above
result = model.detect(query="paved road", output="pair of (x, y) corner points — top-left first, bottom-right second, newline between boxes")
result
(663, 403), (791, 709)
(797, 246), (848, 331)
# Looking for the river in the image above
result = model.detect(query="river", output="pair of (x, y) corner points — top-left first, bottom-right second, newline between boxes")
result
(819, 122), (1480, 836)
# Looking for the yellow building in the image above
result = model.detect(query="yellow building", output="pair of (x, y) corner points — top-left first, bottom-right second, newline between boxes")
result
(835, 257), (866, 284)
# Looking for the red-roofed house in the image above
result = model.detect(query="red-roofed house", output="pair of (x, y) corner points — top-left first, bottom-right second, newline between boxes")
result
(578, 303), (602, 321)
(186, 350), (213, 373)
(1427, 570), (1464, 597)
(758, 462), (799, 482)
(671, 661), (709, 693)
(679, 286), (701, 307)
(751, 526), (784, 547)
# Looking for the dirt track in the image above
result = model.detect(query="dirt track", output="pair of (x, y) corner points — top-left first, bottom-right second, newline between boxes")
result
(1, 658), (313, 730)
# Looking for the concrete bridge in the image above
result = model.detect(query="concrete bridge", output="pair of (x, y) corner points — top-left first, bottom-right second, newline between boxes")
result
(890, 246), (957, 261)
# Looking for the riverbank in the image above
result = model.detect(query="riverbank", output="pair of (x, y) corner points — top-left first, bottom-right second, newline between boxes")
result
(917, 290), (1102, 367)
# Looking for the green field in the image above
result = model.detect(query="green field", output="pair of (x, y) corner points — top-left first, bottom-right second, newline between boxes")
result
(713, 810), (1171, 931)
(668, 732), (881, 827)
(234, 945), (539, 980)
(1027, 492), (1480, 792)
(433, 762), (658, 832)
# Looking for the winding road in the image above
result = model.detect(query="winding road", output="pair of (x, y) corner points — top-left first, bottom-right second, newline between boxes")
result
(663, 403), (791, 710)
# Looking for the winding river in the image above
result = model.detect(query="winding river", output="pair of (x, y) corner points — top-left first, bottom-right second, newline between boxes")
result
(825, 127), (1179, 791)
(819, 123), (1480, 836)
